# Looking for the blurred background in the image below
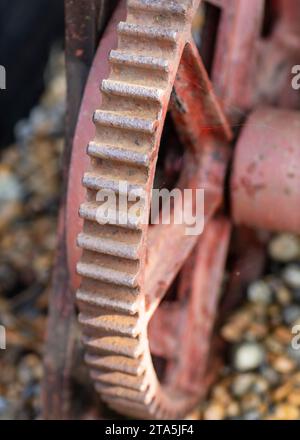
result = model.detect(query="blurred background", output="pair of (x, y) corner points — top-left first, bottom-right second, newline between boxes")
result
(0, 0), (300, 421)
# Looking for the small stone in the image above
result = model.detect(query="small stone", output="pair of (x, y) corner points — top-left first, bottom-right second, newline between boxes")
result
(273, 404), (300, 420)
(283, 305), (300, 326)
(293, 288), (300, 303)
(265, 336), (284, 354)
(226, 401), (240, 418)
(292, 372), (300, 384)
(287, 390), (300, 406)
(246, 322), (268, 340)
(288, 346), (300, 364)
(283, 265), (300, 289)
(272, 382), (293, 402)
(267, 304), (282, 322)
(0, 165), (22, 202)
(243, 410), (261, 420)
(211, 384), (231, 405)
(273, 326), (293, 345)
(203, 403), (225, 420)
(260, 366), (280, 386)
(221, 311), (252, 343)
(18, 354), (43, 384)
(233, 342), (265, 372)
(269, 234), (300, 262)
(241, 393), (262, 412)
(0, 397), (8, 414)
(231, 374), (255, 397)
(247, 280), (272, 305)
(275, 285), (292, 306)
(185, 408), (201, 420)
(272, 356), (296, 374)
(221, 324), (241, 343)
(253, 377), (269, 394)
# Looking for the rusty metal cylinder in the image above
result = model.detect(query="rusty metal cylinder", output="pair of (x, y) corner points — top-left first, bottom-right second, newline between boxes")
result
(231, 107), (300, 233)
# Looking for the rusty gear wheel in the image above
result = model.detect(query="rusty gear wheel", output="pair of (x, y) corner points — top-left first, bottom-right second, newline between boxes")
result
(74, 0), (232, 419)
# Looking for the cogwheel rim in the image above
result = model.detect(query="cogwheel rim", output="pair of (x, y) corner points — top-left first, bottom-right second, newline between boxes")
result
(75, 0), (214, 419)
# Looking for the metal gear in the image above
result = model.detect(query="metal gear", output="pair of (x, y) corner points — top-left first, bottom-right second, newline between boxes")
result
(74, 0), (232, 419)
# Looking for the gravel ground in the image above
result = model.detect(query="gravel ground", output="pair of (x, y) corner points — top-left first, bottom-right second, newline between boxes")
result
(195, 234), (300, 420)
(0, 49), (64, 419)
(0, 49), (300, 420)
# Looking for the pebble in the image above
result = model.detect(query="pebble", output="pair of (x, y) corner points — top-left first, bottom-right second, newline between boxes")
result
(264, 336), (284, 354)
(269, 234), (300, 262)
(233, 342), (265, 372)
(246, 322), (268, 340)
(293, 288), (300, 303)
(272, 382), (293, 402)
(0, 166), (22, 202)
(287, 346), (300, 364)
(221, 323), (242, 343)
(275, 285), (292, 305)
(247, 280), (272, 305)
(283, 265), (300, 289)
(287, 390), (300, 406)
(241, 393), (262, 412)
(252, 377), (269, 394)
(283, 305), (300, 326)
(203, 403), (225, 420)
(226, 401), (240, 418)
(273, 326), (293, 345)
(272, 356), (296, 374)
(267, 304), (282, 326)
(211, 385), (231, 405)
(221, 311), (252, 343)
(185, 408), (201, 420)
(243, 410), (261, 420)
(231, 374), (255, 397)
(272, 404), (300, 420)
(0, 397), (8, 414)
(260, 366), (280, 386)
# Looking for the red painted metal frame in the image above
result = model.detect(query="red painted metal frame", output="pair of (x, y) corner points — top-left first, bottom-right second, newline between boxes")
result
(231, 106), (300, 234)
(66, 0), (233, 406)
(46, 0), (300, 419)
(255, 0), (300, 109)
(210, 0), (264, 118)
(146, 38), (233, 389)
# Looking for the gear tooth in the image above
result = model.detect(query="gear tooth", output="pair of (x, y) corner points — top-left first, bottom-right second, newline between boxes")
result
(104, 397), (154, 419)
(77, 232), (141, 260)
(82, 172), (146, 200)
(95, 383), (153, 404)
(83, 335), (143, 358)
(93, 109), (158, 133)
(77, 262), (139, 288)
(90, 370), (148, 391)
(109, 50), (170, 72)
(76, 286), (141, 315)
(117, 22), (178, 43)
(85, 354), (147, 375)
(79, 312), (142, 337)
(79, 202), (144, 230)
(87, 142), (150, 167)
(102, 79), (164, 103)
(128, 0), (189, 16)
